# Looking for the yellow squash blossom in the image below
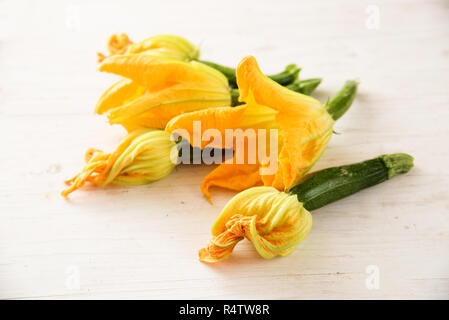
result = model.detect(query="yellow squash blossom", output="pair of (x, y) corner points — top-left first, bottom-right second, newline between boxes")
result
(199, 187), (312, 262)
(96, 55), (231, 131)
(166, 56), (334, 200)
(62, 129), (177, 197)
(98, 34), (199, 63)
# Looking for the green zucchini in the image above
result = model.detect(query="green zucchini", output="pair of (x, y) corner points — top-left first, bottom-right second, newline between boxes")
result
(267, 64), (301, 86)
(230, 88), (240, 106)
(327, 80), (359, 121)
(198, 60), (238, 86)
(286, 78), (322, 95)
(288, 153), (414, 211)
(198, 60), (300, 88)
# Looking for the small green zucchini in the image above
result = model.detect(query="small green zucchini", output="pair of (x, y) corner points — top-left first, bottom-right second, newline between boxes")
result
(286, 78), (322, 95)
(327, 80), (359, 121)
(289, 153), (414, 211)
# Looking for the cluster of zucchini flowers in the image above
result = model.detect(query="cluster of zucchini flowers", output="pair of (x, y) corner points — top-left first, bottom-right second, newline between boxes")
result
(62, 34), (323, 197)
(63, 34), (414, 263)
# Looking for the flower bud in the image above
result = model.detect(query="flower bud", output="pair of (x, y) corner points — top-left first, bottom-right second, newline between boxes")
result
(97, 34), (199, 63)
(125, 34), (200, 61)
(62, 129), (177, 197)
(199, 187), (312, 262)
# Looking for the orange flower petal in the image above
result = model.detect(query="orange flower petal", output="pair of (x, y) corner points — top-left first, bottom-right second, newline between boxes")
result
(99, 56), (228, 92)
(268, 111), (334, 190)
(95, 78), (146, 115)
(166, 105), (247, 149)
(201, 159), (262, 201)
(97, 33), (133, 63)
(199, 215), (252, 262)
(237, 56), (323, 114)
(237, 56), (334, 190)
(107, 84), (232, 130)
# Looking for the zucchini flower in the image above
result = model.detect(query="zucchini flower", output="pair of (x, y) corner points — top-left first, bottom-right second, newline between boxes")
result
(97, 33), (302, 89)
(96, 55), (231, 131)
(199, 153), (414, 262)
(94, 34), (315, 132)
(61, 129), (177, 197)
(199, 187), (313, 262)
(166, 56), (354, 200)
(98, 34), (199, 63)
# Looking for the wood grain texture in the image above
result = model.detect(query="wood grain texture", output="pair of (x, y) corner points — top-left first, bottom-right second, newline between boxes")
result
(0, 0), (448, 299)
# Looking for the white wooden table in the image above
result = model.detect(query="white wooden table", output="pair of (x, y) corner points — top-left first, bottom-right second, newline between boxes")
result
(1, 0), (448, 299)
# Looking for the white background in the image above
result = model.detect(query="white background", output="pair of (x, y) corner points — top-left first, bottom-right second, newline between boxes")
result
(1, 0), (448, 299)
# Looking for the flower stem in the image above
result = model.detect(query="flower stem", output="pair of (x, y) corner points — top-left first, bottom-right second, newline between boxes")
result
(379, 153), (414, 179)
(198, 60), (300, 88)
(230, 89), (241, 106)
(286, 78), (322, 95)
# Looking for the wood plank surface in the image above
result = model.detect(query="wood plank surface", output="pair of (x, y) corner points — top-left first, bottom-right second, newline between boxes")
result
(0, 0), (448, 299)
